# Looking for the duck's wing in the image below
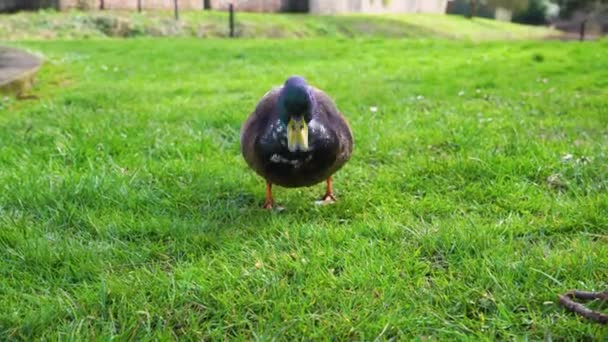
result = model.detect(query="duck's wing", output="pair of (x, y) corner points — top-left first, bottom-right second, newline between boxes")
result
(311, 87), (354, 164)
(241, 86), (282, 172)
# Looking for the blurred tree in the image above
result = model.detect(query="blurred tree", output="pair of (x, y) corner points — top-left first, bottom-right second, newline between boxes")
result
(553, 0), (608, 18)
(465, 0), (529, 18)
(513, 0), (550, 24)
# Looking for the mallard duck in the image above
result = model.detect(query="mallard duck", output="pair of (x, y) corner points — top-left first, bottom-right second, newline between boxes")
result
(241, 76), (353, 209)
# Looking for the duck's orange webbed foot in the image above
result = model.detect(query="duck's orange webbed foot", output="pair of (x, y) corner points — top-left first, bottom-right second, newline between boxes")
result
(262, 200), (274, 210)
(319, 193), (336, 204)
(316, 177), (337, 205)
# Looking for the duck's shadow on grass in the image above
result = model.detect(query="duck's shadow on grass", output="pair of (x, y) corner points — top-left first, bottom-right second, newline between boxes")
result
(190, 181), (359, 232)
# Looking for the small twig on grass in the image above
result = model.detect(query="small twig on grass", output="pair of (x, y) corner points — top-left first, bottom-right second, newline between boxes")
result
(16, 94), (38, 100)
(558, 290), (608, 324)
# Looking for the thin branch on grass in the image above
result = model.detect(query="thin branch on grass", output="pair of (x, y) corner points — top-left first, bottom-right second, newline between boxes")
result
(558, 290), (608, 324)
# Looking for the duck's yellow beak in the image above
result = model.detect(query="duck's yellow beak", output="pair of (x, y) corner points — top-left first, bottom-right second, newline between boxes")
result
(287, 117), (308, 152)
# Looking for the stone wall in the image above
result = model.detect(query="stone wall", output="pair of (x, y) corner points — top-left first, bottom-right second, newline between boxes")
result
(1, 0), (288, 12)
(417, 0), (449, 14)
(59, 0), (205, 10)
(309, 0), (449, 15)
(209, 0), (282, 12)
(3, 0), (449, 13)
(1, 0), (59, 12)
(60, 0), (448, 13)
(0, 0), (18, 12)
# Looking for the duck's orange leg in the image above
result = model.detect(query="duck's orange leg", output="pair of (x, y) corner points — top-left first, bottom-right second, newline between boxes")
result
(263, 181), (274, 209)
(320, 176), (337, 203)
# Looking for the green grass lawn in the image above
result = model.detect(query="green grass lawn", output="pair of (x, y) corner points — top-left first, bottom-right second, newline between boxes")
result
(0, 10), (558, 40)
(1, 37), (607, 339)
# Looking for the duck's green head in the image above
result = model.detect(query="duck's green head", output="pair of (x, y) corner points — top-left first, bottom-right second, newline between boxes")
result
(279, 76), (313, 152)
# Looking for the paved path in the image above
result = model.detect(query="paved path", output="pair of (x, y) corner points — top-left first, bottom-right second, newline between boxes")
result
(0, 46), (42, 97)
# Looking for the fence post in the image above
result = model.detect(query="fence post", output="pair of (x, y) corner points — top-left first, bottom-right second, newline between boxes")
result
(100, 0), (104, 10)
(229, 3), (235, 37)
(174, 0), (179, 20)
(137, 0), (142, 12)
(466, 0), (477, 19)
(579, 20), (586, 41)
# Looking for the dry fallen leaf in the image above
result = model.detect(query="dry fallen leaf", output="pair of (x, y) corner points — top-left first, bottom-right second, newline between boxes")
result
(547, 173), (567, 190)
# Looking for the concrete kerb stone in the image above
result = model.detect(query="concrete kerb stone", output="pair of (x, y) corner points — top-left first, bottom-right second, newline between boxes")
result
(0, 46), (43, 97)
